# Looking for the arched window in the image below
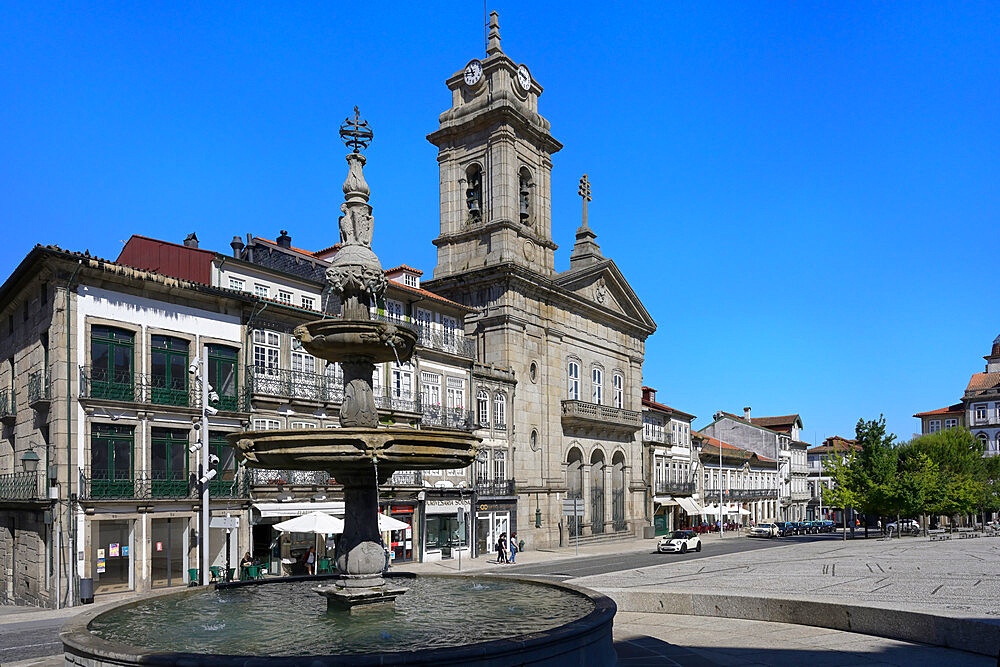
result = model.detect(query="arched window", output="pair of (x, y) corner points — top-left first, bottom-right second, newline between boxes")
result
(612, 372), (624, 409)
(567, 361), (579, 400)
(994, 433), (1000, 454)
(494, 393), (506, 428)
(592, 367), (603, 404)
(466, 164), (483, 224)
(477, 389), (489, 427)
(977, 432), (989, 447)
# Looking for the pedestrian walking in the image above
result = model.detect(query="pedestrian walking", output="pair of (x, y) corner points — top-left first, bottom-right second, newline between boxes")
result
(509, 532), (518, 564)
(495, 532), (508, 564)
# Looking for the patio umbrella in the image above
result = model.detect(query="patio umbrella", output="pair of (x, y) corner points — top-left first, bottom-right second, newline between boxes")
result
(701, 505), (721, 516)
(378, 513), (410, 531)
(273, 511), (344, 535)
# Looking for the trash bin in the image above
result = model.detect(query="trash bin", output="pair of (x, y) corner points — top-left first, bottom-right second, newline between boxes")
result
(80, 577), (94, 604)
(643, 526), (656, 539)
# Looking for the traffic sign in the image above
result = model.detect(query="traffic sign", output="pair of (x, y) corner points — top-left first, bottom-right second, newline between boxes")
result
(561, 499), (584, 517)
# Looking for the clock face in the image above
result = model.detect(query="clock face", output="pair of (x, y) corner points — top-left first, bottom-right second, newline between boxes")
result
(464, 60), (483, 86)
(517, 64), (531, 91)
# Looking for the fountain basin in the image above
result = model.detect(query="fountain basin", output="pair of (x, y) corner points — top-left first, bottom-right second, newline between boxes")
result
(228, 426), (480, 476)
(61, 574), (617, 666)
(294, 319), (417, 365)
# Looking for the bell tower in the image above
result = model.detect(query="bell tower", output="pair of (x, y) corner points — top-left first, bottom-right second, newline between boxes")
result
(427, 12), (562, 279)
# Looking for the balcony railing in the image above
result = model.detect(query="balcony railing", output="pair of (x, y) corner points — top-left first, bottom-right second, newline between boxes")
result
(79, 468), (249, 500)
(972, 417), (1000, 427)
(0, 471), (43, 500)
(475, 478), (516, 497)
(387, 470), (423, 486)
(416, 329), (476, 358)
(644, 432), (673, 445)
(0, 389), (14, 420)
(28, 371), (51, 405)
(705, 488), (778, 500)
(791, 490), (811, 501)
(375, 389), (420, 413)
(791, 464), (810, 475)
(249, 468), (334, 487)
(421, 405), (475, 430)
(653, 480), (695, 495)
(80, 367), (244, 412)
(561, 400), (642, 434)
(246, 366), (344, 404)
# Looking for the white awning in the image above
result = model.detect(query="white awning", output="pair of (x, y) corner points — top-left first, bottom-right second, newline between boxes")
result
(654, 496), (677, 506)
(677, 497), (702, 515)
(252, 501), (345, 519)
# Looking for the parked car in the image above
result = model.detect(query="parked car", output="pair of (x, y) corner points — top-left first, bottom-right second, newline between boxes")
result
(774, 521), (795, 537)
(804, 521), (823, 534)
(821, 520), (836, 532)
(886, 519), (920, 535)
(657, 530), (702, 554)
(749, 523), (778, 538)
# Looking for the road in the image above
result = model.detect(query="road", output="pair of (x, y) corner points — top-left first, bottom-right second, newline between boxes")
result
(484, 533), (842, 579)
(0, 616), (64, 664)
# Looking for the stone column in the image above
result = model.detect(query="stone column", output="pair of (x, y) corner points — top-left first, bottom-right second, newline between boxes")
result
(581, 463), (591, 536)
(340, 357), (377, 428)
(334, 472), (385, 586)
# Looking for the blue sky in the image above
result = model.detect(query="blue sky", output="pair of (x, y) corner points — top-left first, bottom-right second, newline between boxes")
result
(2, 2), (997, 443)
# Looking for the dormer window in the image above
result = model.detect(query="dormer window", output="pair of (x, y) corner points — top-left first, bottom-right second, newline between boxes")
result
(403, 273), (418, 288)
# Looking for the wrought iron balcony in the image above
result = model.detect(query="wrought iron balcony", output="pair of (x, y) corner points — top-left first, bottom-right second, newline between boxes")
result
(416, 329), (476, 358)
(0, 471), (43, 500)
(28, 371), (50, 406)
(246, 366), (343, 404)
(643, 432), (673, 445)
(705, 488), (778, 500)
(421, 405), (475, 430)
(249, 468), (335, 487)
(561, 400), (641, 434)
(375, 389), (420, 414)
(79, 367), (245, 412)
(791, 490), (811, 501)
(653, 480), (695, 495)
(475, 478), (516, 497)
(79, 468), (249, 500)
(387, 470), (423, 486)
(0, 389), (14, 421)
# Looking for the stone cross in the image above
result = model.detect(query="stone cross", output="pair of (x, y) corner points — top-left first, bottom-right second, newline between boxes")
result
(578, 174), (592, 228)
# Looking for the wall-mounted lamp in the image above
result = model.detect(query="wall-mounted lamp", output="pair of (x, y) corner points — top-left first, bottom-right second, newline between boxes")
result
(21, 448), (41, 473)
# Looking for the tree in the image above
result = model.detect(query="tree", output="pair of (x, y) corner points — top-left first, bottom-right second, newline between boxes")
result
(890, 446), (940, 535)
(852, 416), (898, 535)
(821, 446), (859, 541)
(910, 428), (985, 527)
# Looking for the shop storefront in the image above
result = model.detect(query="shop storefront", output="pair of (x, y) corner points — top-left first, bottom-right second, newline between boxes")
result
(652, 499), (677, 536)
(250, 501), (344, 575)
(382, 503), (416, 564)
(90, 519), (134, 594)
(424, 497), (471, 561)
(475, 500), (515, 557)
(150, 516), (190, 588)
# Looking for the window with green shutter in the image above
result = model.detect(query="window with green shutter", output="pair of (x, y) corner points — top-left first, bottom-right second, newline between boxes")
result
(151, 428), (189, 497)
(150, 336), (189, 406)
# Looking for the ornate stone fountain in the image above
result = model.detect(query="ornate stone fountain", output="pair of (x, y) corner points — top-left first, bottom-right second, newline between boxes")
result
(228, 108), (480, 611)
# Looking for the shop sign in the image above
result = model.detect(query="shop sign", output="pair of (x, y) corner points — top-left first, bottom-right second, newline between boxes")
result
(96, 558), (106, 574)
(155, 541), (163, 552)
(109, 543), (120, 557)
(390, 505), (413, 514)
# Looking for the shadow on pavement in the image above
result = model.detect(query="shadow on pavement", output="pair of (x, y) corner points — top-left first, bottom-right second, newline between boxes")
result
(613, 635), (994, 666)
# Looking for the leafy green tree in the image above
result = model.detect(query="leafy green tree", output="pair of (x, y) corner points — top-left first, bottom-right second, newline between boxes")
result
(910, 428), (985, 526)
(890, 446), (940, 534)
(851, 416), (898, 534)
(982, 454), (1000, 520)
(821, 445), (859, 541)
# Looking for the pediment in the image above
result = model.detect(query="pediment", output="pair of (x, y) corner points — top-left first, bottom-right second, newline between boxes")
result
(554, 260), (656, 333)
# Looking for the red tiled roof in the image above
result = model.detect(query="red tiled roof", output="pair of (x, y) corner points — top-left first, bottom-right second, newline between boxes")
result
(749, 414), (802, 428)
(313, 243), (342, 257)
(913, 403), (964, 418)
(385, 264), (424, 276)
(642, 398), (695, 420)
(696, 434), (776, 463)
(389, 280), (474, 311)
(966, 373), (1000, 394)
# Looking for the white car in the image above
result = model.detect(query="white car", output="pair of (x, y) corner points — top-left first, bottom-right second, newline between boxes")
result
(886, 519), (920, 535)
(749, 523), (778, 538)
(657, 530), (702, 554)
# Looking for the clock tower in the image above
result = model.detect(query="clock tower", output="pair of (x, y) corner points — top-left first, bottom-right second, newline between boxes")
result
(427, 11), (562, 279)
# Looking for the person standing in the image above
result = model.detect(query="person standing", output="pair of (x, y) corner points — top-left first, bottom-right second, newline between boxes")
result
(495, 532), (507, 564)
(305, 546), (316, 575)
(508, 532), (518, 564)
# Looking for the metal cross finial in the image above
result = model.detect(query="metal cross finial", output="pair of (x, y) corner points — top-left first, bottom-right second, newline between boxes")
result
(578, 174), (592, 228)
(339, 106), (373, 154)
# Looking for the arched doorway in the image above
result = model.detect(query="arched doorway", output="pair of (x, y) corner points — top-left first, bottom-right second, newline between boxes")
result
(590, 450), (606, 534)
(612, 452), (626, 532)
(566, 448), (584, 538)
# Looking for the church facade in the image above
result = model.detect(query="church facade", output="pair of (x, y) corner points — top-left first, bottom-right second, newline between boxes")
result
(423, 14), (656, 549)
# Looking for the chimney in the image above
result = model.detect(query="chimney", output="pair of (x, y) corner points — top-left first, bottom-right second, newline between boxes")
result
(276, 230), (292, 249)
(642, 386), (655, 402)
(744, 406), (752, 421)
(183, 233), (199, 248)
(230, 236), (245, 258)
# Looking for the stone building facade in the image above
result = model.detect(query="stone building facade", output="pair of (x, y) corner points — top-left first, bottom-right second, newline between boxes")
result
(423, 14), (656, 549)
